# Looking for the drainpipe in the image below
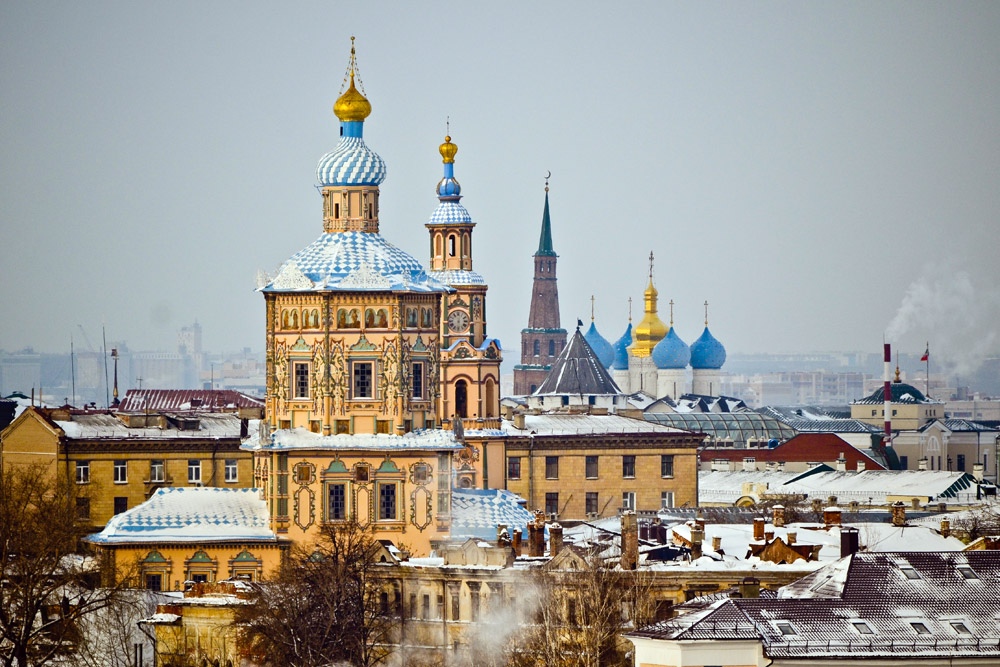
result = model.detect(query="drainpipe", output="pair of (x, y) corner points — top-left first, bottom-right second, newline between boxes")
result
(527, 437), (534, 511)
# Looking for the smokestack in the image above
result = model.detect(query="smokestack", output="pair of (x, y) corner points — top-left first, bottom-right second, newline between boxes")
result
(549, 523), (563, 556)
(738, 577), (760, 599)
(773, 505), (785, 527)
(883, 343), (892, 448)
(840, 526), (860, 557)
(753, 517), (766, 542)
(621, 511), (638, 570)
(891, 501), (906, 527)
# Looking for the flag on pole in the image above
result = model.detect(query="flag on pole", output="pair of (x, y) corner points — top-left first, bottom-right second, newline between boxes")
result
(920, 345), (929, 362)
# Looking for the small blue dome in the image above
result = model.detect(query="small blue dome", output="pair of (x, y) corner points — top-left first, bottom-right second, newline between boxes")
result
(690, 327), (726, 369)
(584, 322), (615, 368)
(612, 322), (633, 370)
(317, 135), (387, 186)
(652, 327), (691, 369)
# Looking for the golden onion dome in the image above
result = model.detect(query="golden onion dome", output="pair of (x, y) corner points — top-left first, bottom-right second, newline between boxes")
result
(334, 71), (371, 122)
(439, 135), (458, 163)
(631, 278), (669, 357)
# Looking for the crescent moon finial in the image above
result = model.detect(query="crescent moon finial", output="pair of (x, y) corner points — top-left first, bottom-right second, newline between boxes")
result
(544, 170), (551, 192)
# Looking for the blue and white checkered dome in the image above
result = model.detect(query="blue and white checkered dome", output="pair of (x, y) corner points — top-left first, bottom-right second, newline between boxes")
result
(612, 322), (633, 370)
(317, 135), (387, 186)
(690, 326), (726, 369)
(584, 322), (615, 368)
(428, 200), (473, 225)
(652, 326), (691, 369)
(428, 269), (487, 286)
(265, 231), (449, 292)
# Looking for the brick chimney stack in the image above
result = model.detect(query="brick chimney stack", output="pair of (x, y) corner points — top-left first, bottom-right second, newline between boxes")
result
(690, 525), (704, 560)
(512, 528), (522, 556)
(773, 504), (786, 527)
(738, 577), (761, 599)
(891, 501), (906, 527)
(621, 511), (638, 570)
(549, 523), (563, 556)
(940, 520), (951, 539)
(824, 506), (842, 527)
(712, 535), (722, 552)
(753, 517), (766, 542)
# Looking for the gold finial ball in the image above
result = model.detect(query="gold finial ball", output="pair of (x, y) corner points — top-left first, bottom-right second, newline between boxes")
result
(334, 77), (371, 122)
(439, 135), (458, 163)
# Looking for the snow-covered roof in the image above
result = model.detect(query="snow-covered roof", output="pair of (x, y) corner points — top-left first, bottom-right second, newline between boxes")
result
(55, 413), (249, 440)
(85, 487), (276, 544)
(243, 426), (464, 452)
(118, 389), (263, 413)
(450, 488), (535, 541)
(499, 413), (689, 436)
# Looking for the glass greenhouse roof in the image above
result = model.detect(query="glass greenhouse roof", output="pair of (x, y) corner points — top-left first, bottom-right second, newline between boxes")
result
(643, 412), (798, 446)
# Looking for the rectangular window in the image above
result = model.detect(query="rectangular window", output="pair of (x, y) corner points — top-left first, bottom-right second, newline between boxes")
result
(910, 622), (930, 635)
(150, 460), (164, 483)
(113, 496), (128, 515)
(76, 461), (90, 484)
(776, 622), (798, 636)
(545, 492), (559, 516)
(328, 483), (346, 520)
(900, 455), (908, 470)
(113, 460), (127, 484)
(950, 621), (972, 634)
(622, 491), (635, 511)
(900, 567), (921, 580)
(661, 491), (674, 508)
(661, 454), (674, 478)
(422, 594), (430, 619)
(451, 594), (459, 621)
(956, 566), (978, 580)
(585, 455), (598, 479)
(145, 574), (162, 592)
(957, 454), (965, 472)
(507, 457), (521, 480)
(622, 455), (636, 478)
(545, 456), (559, 480)
(353, 361), (374, 399)
(851, 621), (874, 635)
(188, 460), (202, 484)
(585, 492), (599, 515)
(292, 362), (309, 399)
(378, 483), (397, 521)
(412, 361), (424, 400)
(225, 459), (238, 483)
(76, 496), (90, 520)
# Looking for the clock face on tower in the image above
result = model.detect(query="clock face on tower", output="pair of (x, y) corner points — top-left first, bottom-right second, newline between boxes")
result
(447, 309), (470, 333)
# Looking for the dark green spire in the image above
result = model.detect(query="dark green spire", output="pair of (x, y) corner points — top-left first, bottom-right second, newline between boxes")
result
(535, 190), (556, 257)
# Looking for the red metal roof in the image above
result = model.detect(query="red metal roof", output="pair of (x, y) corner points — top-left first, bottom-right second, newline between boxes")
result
(700, 433), (886, 471)
(117, 389), (263, 413)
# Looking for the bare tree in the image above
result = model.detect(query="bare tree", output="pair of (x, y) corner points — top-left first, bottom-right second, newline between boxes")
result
(235, 520), (396, 667)
(67, 590), (159, 667)
(0, 464), (127, 667)
(951, 502), (1000, 541)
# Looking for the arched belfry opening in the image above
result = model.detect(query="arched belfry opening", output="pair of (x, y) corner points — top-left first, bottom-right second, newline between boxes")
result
(455, 380), (468, 419)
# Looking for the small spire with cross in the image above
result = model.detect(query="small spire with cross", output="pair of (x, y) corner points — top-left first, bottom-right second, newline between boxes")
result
(704, 300), (709, 327)
(628, 297), (632, 322)
(648, 251), (654, 281)
(591, 295), (595, 322)
(669, 299), (675, 328)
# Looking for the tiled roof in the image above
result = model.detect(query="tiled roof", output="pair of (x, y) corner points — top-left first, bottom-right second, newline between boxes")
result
(118, 390), (263, 413)
(630, 552), (1000, 658)
(535, 328), (620, 396)
(316, 136), (386, 186)
(427, 200), (472, 225)
(853, 383), (941, 405)
(427, 269), (487, 286)
(700, 433), (887, 470)
(450, 488), (535, 541)
(86, 488), (275, 544)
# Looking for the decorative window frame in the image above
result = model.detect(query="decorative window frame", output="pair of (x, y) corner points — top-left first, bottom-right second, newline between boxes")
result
(140, 549), (173, 590)
(228, 549), (263, 582)
(184, 549), (218, 584)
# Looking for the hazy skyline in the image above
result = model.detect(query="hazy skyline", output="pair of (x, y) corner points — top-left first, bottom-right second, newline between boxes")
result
(2, 2), (998, 376)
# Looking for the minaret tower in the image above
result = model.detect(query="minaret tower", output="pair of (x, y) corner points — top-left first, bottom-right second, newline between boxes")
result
(513, 177), (567, 395)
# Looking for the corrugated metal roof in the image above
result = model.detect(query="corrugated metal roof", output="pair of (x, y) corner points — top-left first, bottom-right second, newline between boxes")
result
(502, 413), (688, 436)
(56, 413), (248, 439)
(118, 389), (263, 412)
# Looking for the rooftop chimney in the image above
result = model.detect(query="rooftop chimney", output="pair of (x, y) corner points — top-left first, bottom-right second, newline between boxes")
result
(891, 501), (906, 527)
(690, 525), (704, 560)
(787, 531), (797, 545)
(773, 505), (786, 527)
(918, 458), (928, 471)
(911, 497), (921, 510)
(743, 457), (756, 472)
(840, 526), (860, 557)
(712, 535), (722, 552)
(856, 460), (866, 473)
(824, 506), (842, 527)
(973, 463), (985, 481)
(512, 528), (522, 556)
(738, 577), (761, 599)
(549, 523), (563, 556)
(940, 520), (951, 539)
(513, 412), (526, 430)
(836, 455), (847, 472)
(621, 511), (638, 570)
(753, 517), (766, 542)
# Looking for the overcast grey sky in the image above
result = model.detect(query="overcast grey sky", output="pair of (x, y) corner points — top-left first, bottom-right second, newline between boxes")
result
(2, 2), (998, 373)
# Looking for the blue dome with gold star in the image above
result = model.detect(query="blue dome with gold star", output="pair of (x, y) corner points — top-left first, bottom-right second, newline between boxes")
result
(652, 327), (690, 369)
(612, 322), (632, 370)
(690, 327), (726, 369)
(584, 322), (615, 368)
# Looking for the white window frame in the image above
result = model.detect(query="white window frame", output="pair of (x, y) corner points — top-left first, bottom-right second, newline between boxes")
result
(622, 491), (635, 511)
(660, 491), (674, 508)
(76, 460), (90, 484)
(774, 621), (798, 636)
(851, 620), (874, 635)
(149, 459), (165, 483)
(113, 460), (127, 484)
(224, 459), (238, 483)
(188, 459), (202, 484)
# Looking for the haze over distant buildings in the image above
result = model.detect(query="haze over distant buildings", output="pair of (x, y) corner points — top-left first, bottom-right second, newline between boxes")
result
(2, 3), (999, 376)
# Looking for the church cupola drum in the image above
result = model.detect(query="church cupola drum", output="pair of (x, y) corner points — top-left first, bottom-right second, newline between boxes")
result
(513, 178), (568, 395)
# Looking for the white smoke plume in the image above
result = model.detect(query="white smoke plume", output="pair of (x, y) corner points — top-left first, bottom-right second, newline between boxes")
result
(886, 269), (1000, 378)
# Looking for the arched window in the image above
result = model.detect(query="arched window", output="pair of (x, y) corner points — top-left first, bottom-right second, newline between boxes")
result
(334, 203), (340, 218)
(548, 340), (555, 356)
(435, 233), (442, 257)
(533, 340), (540, 356)
(455, 380), (468, 419)
(484, 379), (496, 418)
(448, 235), (456, 257)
